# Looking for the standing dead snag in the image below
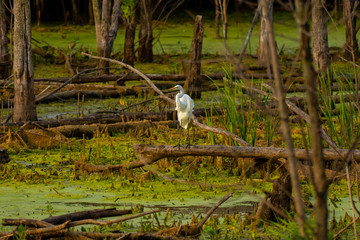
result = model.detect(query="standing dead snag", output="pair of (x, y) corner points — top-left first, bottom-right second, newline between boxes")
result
(261, 0), (306, 235)
(296, 1), (328, 239)
(0, 0), (9, 80)
(258, 0), (272, 67)
(122, 0), (137, 67)
(312, 0), (331, 75)
(138, 0), (153, 63)
(184, 15), (204, 99)
(92, 0), (122, 75)
(0, 148), (10, 164)
(343, 0), (359, 60)
(255, 173), (291, 222)
(13, 0), (37, 122)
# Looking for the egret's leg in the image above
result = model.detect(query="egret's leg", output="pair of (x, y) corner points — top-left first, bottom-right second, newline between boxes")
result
(173, 120), (181, 149)
(186, 126), (191, 149)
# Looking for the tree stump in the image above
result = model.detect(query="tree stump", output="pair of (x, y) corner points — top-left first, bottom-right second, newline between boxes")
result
(0, 148), (10, 164)
(184, 15), (204, 99)
(255, 172), (291, 222)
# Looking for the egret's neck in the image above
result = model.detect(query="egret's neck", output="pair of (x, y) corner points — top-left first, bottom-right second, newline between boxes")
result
(177, 86), (185, 98)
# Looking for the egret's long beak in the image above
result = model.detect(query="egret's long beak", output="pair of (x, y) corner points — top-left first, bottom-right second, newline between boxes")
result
(166, 86), (178, 92)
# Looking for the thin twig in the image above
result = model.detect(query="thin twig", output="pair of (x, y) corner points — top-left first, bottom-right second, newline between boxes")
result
(197, 192), (233, 229)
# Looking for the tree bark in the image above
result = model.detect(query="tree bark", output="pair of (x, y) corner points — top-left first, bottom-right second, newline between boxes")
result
(13, 0), (37, 122)
(138, 0), (153, 62)
(92, 0), (122, 74)
(0, 0), (9, 80)
(300, 1), (329, 239)
(312, 0), (331, 75)
(184, 15), (204, 99)
(258, 0), (272, 66)
(343, 0), (359, 60)
(124, 22), (136, 66)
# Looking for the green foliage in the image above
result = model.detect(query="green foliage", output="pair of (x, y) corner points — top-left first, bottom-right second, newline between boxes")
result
(15, 224), (26, 240)
(319, 72), (360, 148)
(121, 0), (136, 20)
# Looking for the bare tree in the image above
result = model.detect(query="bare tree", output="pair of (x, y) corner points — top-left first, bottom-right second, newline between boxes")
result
(88, 0), (94, 25)
(312, 0), (331, 75)
(296, 1), (328, 239)
(71, 0), (80, 24)
(122, 0), (137, 66)
(343, 0), (359, 60)
(138, 0), (153, 62)
(0, 0), (9, 80)
(13, 0), (37, 122)
(217, 0), (228, 39)
(35, 0), (44, 26)
(261, 0), (307, 236)
(258, 0), (272, 66)
(184, 15), (204, 99)
(92, 0), (122, 74)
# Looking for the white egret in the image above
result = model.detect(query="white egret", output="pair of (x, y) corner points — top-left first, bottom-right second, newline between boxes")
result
(168, 85), (194, 148)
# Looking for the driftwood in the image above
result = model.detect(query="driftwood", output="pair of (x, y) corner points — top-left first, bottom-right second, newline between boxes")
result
(1, 209), (161, 240)
(0, 148), (10, 163)
(133, 145), (359, 163)
(53, 120), (178, 138)
(41, 208), (132, 225)
(32, 231), (198, 240)
(74, 144), (357, 174)
(36, 87), (149, 103)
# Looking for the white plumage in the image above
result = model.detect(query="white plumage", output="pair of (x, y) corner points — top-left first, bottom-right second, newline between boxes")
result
(168, 85), (194, 147)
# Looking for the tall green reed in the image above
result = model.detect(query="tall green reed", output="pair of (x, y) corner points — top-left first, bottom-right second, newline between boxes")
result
(319, 72), (359, 148)
(206, 66), (265, 146)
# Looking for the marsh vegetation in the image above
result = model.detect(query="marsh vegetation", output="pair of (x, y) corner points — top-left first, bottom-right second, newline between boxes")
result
(1, 0), (360, 239)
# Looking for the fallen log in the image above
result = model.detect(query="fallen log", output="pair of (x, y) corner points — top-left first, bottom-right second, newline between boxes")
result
(53, 120), (178, 138)
(36, 87), (150, 103)
(2, 218), (53, 228)
(75, 144), (357, 174)
(133, 145), (358, 163)
(39, 230), (198, 240)
(3, 106), (217, 128)
(41, 208), (132, 225)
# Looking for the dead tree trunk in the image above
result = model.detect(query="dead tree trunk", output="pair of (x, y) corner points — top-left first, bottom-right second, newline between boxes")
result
(214, 0), (220, 39)
(138, 0), (153, 62)
(297, 1), (328, 239)
(124, 22), (136, 66)
(258, 0), (273, 66)
(71, 0), (80, 24)
(35, 0), (43, 26)
(343, 0), (359, 60)
(312, 0), (331, 75)
(262, 0), (306, 235)
(13, 0), (37, 122)
(88, 0), (94, 25)
(92, 0), (122, 74)
(219, 0), (228, 40)
(184, 15), (204, 99)
(121, 0), (137, 67)
(0, 0), (9, 80)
